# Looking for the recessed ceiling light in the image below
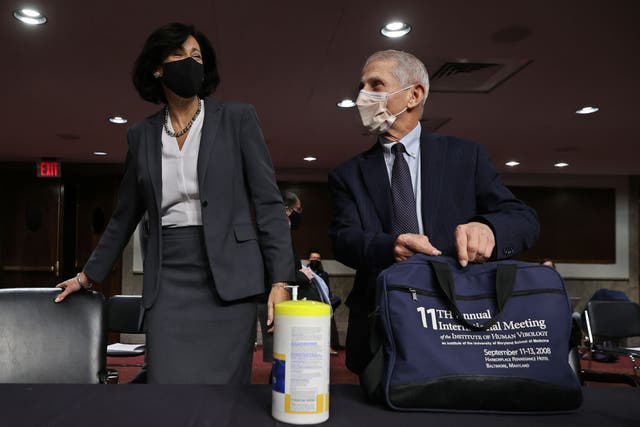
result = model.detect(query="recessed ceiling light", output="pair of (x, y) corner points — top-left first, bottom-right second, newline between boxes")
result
(13, 9), (47, 25)
(381, 21), (411, 38)
(575, 106), (599, 115)
(303, 156), (317, 162)
(93, 151), (108, 156)
(337, 99), (356, 108)
(108, 115), (128, 124)
(554, 162), (569, 168)
(505, 161), (520, 167)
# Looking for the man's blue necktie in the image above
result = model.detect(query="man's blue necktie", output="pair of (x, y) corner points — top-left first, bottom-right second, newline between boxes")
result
(391, 143), (419, 235)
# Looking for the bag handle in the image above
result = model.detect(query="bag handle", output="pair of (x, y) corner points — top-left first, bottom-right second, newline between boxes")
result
(430, 261), (517, 331)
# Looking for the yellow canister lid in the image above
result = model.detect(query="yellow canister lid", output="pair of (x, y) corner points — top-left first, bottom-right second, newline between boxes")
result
(275, 300), (331, 316)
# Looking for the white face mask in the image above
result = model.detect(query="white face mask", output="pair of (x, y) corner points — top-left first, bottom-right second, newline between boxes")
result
(356, 85), (413, 134)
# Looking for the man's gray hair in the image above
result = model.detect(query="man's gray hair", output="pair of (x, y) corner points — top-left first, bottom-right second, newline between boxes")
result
(364, 50), (429, 106)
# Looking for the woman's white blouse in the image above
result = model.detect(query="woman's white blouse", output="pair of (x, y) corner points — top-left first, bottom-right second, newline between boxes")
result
(160, 100), (205, 227)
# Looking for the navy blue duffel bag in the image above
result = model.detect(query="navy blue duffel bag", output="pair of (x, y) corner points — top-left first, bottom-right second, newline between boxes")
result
(360, 254), (583, 412)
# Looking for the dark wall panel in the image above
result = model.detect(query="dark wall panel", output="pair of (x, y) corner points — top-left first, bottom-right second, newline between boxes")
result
(510, 186), (616, 264)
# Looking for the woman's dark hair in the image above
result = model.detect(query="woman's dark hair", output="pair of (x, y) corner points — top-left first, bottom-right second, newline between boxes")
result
(132, 22), (220, 104)
(283, 192), (300, 209)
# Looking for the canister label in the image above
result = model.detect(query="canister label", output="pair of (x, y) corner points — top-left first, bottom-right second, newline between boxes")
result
(272, 300), (331, 424)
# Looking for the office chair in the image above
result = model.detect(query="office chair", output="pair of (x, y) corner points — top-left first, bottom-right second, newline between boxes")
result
(106, 295), (145, 383)
(0, 288), (106, 383)
(582, 300), (640, 387)
(568, 313), (584, 384)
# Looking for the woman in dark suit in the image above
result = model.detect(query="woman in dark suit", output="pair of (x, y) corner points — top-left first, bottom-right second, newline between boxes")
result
(55, 23), (295, 384)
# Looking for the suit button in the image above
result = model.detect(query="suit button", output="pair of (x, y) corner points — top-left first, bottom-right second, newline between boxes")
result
(201, 201), (208, 207)
(503, 247), (514, 257)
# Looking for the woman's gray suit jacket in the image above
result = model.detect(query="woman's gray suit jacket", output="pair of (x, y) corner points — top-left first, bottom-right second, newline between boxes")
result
(84, 97), (296, 308)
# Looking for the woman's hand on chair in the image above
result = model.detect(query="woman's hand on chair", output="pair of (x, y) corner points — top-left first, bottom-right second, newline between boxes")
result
(54, 273), (85, 302)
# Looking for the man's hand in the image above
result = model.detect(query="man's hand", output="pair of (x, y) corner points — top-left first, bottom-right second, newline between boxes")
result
(394, 233), (441, 263)
(267, 282), (291, 333)
(455, 221), (495, 267)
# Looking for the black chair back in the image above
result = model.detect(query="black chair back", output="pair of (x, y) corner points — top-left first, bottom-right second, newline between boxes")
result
(106, 295), (143, 333)
(0, 288), (106, 383)
(587, 301), (640, 339)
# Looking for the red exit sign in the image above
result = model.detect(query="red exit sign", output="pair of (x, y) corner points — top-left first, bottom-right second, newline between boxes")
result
(37, 159), (61, 178)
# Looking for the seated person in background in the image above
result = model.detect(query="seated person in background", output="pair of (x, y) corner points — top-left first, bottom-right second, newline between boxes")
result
(307, 249), (341, 355)
(308, 249), (330, 286)
(307, 249), (338, 306)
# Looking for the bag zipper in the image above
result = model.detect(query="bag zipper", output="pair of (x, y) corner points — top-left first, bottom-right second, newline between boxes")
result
(388, 284), (565, 302)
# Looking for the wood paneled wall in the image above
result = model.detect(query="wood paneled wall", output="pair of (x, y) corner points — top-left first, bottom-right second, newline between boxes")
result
(512, 186), (616, 264)
(0, 163), (622, 283)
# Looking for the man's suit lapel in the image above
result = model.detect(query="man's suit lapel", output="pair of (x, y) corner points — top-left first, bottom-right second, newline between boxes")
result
(197, 97), (223, 192)
(420, 131), (445, 237)
(146, 112), (163, 213)
(358, 143), (393, 232)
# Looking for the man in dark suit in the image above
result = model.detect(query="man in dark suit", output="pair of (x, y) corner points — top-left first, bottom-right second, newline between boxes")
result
(329, 50), (539, 375)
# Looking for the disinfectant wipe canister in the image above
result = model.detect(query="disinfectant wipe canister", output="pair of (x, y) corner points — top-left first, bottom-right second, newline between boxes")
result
(272, 300), (331, 424)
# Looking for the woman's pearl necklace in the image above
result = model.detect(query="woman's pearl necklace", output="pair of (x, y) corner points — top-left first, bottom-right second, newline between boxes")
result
(164, 99), (202, 138)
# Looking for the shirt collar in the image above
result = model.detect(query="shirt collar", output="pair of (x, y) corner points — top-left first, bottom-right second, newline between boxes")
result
(379, 122), (421, 158)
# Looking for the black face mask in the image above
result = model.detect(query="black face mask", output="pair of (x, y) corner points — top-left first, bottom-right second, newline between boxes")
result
(161, 57), (204, 98)
(289, 210), (302, 230)
(309, 259), (323, 273)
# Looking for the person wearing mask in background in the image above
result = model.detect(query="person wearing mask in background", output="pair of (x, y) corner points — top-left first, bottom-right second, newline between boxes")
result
(282, 192), (329, 304)
(307, 249), (330, 286)
(307, 249), (341, 355)
(329, 50), (539, 375)
(55, 22), (294, 384)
